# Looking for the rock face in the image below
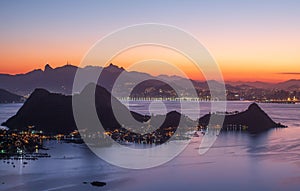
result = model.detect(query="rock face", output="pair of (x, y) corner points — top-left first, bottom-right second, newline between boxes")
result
(0, 89), (24, 103)
(2, 84), (150, 134)
(2, 89), (75, 134)
(75, 83), (150, 133)
(198, 103), (286, 133)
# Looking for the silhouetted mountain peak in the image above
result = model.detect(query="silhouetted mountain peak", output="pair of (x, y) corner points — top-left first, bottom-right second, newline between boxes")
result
(166, 110), (181, 116)
(56, 64), (78, 70)
(44, 64), (53, 72)
(26, 69), (43, 75)
(30, 88), (50, 98)
(198, 102), (286, 133)
(104, 63), (125, 73)
(248, 102), (261, 112)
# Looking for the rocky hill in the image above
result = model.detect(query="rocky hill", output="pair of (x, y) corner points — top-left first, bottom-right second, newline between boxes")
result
(2, 84), (194, 140)
(198, 103), (286, 133)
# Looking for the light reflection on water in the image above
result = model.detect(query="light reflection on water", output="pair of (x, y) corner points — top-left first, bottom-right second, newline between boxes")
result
(0, 102), (299, 191)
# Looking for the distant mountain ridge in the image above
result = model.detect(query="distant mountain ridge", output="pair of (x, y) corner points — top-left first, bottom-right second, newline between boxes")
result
(0, 63), (153, 96)
(0, 64), (78, 96)
(0, 89), (24, 103)
(226, 79), (300, 90)
(0, 63), (214, 97)
(0, 63), (299, 99)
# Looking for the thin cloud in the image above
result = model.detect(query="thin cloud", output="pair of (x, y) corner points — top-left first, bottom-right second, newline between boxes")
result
(277, 72), (300, 75)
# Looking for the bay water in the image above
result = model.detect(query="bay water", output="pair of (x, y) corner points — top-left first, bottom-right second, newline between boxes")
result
(0, 102), (299, 191)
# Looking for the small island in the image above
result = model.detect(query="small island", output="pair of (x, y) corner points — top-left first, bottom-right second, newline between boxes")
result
(198, 103), (287, 133)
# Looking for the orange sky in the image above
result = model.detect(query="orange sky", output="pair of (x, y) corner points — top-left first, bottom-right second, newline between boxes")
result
(1, 1), (300, 83)
(1, 30), (299, 83)
(1, 40), (299, 83)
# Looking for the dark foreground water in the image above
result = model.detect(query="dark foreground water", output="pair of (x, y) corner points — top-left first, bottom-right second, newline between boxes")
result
(0, 102), (299, 191)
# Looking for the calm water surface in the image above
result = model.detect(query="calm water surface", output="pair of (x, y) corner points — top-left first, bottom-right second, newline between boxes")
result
(0, 102), (299, 191)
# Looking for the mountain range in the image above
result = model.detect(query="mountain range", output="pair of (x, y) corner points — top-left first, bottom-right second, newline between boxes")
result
(0, 64), (299, 99)
(226, 79), (300, 90)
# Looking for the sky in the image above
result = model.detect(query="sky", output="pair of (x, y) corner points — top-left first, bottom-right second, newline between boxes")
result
(0, 0), (300, 82)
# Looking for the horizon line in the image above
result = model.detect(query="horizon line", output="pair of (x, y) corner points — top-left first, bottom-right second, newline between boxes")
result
(1, 63), (299, 84)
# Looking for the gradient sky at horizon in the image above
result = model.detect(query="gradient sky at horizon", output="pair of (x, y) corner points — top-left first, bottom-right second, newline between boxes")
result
(1, 0), (300, 82)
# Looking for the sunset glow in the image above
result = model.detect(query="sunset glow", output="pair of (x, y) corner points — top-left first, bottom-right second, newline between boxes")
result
(110, 45), (205, 80)
(1, 0), (299, 83)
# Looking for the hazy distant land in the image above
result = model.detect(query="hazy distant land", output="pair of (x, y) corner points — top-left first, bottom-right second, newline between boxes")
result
(0, 64), (299, 103)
